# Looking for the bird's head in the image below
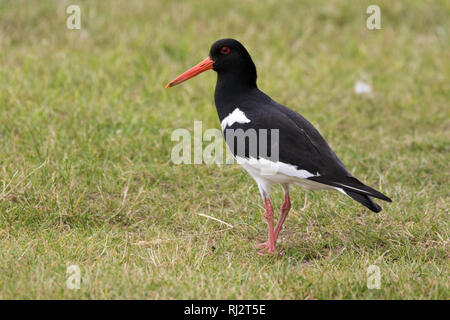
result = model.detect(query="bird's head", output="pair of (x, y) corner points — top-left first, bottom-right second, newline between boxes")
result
(165, 38), (256, 88)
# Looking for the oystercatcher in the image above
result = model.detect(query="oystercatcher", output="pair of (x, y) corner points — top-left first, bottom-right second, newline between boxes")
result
(166, 39), (391, 255)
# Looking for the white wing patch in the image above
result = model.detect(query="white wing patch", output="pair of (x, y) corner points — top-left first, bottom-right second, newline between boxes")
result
(221, 108), (251, 131)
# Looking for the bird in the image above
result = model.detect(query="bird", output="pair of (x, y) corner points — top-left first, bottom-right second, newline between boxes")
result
(165, 38), (391, 255)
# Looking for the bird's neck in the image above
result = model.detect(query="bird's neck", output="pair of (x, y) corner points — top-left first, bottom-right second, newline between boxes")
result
(216, 65), (257, 91)
(214, 72), (258, 120)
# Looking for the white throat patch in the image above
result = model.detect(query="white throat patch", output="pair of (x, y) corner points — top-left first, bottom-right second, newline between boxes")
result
(221, 108), (251, 131)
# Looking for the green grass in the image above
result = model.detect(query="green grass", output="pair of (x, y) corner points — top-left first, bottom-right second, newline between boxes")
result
(0, 0), (449, 299)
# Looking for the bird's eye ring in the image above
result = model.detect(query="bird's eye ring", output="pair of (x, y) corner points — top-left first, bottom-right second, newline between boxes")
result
(220, 46), (230, 55)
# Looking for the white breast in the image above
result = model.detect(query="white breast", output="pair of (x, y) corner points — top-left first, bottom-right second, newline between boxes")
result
(235, 156), (330, 198)
(236, 156), (320, 183)
(221, 108), (251, 131)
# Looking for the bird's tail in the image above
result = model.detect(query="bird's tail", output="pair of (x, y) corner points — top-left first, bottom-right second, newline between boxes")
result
(309, 176), (392, 212)
(344, 190), (382, 212)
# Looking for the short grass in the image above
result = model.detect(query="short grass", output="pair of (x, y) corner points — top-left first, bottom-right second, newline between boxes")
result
(0, 0), (448, 299)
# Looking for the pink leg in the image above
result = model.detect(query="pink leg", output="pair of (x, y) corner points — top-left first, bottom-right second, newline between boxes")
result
(273, 193), (291, 241)
(256, 198), (276, 255)
(256, 193), (291, 254)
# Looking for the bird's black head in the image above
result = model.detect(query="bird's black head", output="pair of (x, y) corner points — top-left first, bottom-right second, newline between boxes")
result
(166, 38), (257, 88)
(209, 39), (256, 77)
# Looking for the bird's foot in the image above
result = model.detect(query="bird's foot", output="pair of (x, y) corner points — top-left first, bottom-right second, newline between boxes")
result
(256, 241), (276, 255)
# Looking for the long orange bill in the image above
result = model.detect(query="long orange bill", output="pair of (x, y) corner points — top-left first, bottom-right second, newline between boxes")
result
(165, 57), (214, 88)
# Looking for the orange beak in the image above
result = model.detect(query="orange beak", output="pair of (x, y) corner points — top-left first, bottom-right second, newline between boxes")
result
(165, 57), (214, 88)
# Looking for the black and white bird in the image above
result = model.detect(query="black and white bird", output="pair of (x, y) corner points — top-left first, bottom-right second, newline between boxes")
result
(166, 38), (391, 255)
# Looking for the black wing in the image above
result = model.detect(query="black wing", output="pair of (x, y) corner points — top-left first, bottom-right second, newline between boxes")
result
(272, 100), (391, 203)
(225, 92), (391, 211)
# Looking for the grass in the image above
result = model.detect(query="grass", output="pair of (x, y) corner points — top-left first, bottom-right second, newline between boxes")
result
(0, 0), (448, 299)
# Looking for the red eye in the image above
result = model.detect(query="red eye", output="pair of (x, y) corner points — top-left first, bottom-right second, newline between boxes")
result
(220, 46), (230, 55)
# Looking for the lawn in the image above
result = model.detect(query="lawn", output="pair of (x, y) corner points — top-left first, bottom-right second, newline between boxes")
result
(0, 0), (448, 299)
